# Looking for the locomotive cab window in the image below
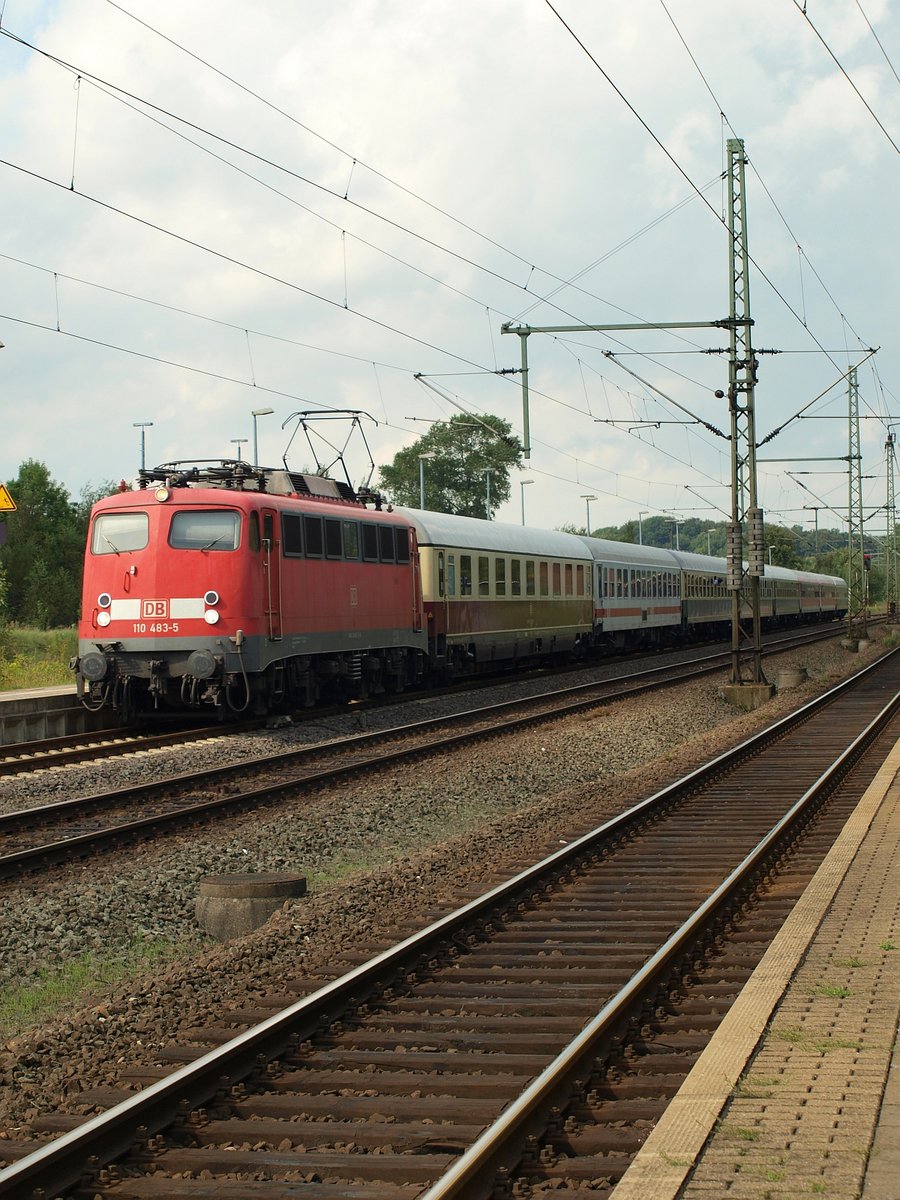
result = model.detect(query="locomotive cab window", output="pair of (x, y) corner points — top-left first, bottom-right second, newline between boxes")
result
(92, 511), (149, 555)
(168, 510), (239, 551)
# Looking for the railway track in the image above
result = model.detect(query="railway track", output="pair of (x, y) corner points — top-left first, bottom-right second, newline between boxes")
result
(0, 622), (853, 776)
(0, 624), (855, 882)
(0, 646), (895, 1198)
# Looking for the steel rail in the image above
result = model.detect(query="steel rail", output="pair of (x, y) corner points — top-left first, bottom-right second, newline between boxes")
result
(0, 647), (892, 1199)
(418, 677), (900, 1197)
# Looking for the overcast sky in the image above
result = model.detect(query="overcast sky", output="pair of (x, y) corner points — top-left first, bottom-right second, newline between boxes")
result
(1, 0), (897, 539)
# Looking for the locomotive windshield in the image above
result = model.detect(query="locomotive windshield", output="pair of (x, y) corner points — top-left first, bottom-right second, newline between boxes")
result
(168, 509), (240, 551)
(91, 512), (149, 555)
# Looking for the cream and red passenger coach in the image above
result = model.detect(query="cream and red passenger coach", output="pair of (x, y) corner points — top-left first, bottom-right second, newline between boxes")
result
(73, 460), (848, 719)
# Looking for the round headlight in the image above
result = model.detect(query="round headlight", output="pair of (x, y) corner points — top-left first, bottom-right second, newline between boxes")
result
(155, 487), (170, 502)
(204, 590), (219, 606)
(80, 652), (108, 681)
(98, 593), (111, 608)
(97, 611), (111, 628)
(204, 609), (220, 625)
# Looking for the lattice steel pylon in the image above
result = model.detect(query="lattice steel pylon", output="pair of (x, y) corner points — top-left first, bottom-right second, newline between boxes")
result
(885, 431), (896, 617)
(846, 367), (867, 634)
(725, 138), (766, 686)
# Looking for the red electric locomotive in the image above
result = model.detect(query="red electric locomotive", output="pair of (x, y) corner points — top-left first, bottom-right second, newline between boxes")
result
(74, 461), (428, 718)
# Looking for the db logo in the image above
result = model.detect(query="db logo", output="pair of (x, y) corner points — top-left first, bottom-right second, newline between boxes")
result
(142, 600), (169, 618)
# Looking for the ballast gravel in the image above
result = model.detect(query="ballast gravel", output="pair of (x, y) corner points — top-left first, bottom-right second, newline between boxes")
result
(0, 633), (886, 1133)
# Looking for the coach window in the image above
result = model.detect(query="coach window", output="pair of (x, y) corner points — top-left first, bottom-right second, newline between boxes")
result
(281, 513), (303, 556)
(303, 515), (324, 558)
(460, 554), (472, 596)
(511, 559), (521, 597)
(552, 563), (562, 597)
(437, 551), (445, 597)
(495, 558), (506, 596)
(169, 510), (240, 551)
(362, 523), (379, 561)
(539, 561), (549, 597)
(395, 528), (410, 563)
(564, 563), (573, 596)
(526, 560), (536, 596)
(447, 553), (457, 596)
(478, 556), (490, 596)
(342, 521), (359, 560)
(576, 564), (584, 595)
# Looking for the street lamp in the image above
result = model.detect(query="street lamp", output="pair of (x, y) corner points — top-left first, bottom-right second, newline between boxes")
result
(638, 511), (648, 546)
(418, 452), (436, 509)
(133, 421), (153, 471)
(581, 494), (597, 536)
(230, 438), (248, 461)
(251, 406), (274, 466)
(520, 479), (534, 525)
(483, 469), (493, 520)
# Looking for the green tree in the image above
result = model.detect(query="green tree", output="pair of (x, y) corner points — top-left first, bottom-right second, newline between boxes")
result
(0, 462), (116, 628)
(378, 415), (523, 517)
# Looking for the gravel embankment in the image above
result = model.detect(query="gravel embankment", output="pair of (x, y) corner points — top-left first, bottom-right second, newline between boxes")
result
(0, 633), (887, 1132)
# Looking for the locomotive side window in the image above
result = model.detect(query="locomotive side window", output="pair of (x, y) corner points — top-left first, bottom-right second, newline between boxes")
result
(92, 511), (149, 555)
(362, 523), (379, 561)
(324, 519), (342, 559)
(379, 526), (395, 562)
(249, 511), (261, 552)
(511, 559), (521, 597)
(303, 516), (324, 558)
(395, 528), (410, 563)
(342, 521), (359, 559)
(282, 513), (303, 556)
(169, 510), (239, 551)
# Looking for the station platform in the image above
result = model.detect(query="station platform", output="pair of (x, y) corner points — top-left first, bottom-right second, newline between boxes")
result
(0, 685), (114, 743)
(611, 736), (900, 1199)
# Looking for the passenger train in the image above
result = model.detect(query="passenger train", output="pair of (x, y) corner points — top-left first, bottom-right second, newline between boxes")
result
(73, 460), (848, 719)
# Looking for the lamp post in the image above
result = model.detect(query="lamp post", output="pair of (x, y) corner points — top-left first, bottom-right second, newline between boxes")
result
(581, 494), (597, 536)
(638, 511), (648, 545)
(133, 422), (153, 471)
(230, 438), (248, 461)
(251, 407), (274, 466)
(520, 479), (534, 525)
(483, 469), (493, 520)
(418, 452), (436, 509)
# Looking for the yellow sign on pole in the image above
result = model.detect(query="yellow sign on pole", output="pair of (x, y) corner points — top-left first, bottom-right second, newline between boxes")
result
(0, 485), (16, 512)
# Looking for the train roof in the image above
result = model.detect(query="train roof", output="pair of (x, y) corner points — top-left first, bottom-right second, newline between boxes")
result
(577, 536), (682, 569)
(392, 507), (593, 558)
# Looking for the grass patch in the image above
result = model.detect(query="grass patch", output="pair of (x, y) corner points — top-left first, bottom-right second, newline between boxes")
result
(833, 956), (868, 969)
(771, 1026), (864, 1053)
(724, 1125), (762, 1142)
(813, 983), (851, 999)
(0, 935), (202, 1037)
(880, 940), (897, 951)
(0, 625), (77, 690)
